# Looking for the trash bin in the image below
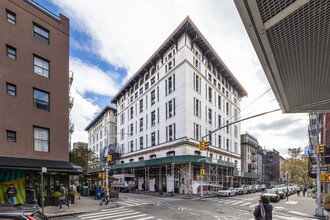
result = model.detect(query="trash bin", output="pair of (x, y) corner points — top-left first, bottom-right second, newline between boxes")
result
(82, 186), (88, 196)
(159, 188), (163, 195)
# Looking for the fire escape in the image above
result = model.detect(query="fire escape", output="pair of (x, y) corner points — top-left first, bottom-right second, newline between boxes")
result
(69, 71), (74, 150)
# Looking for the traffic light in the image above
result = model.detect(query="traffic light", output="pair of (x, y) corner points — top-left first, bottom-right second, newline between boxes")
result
(98, 173), (102, 178)
(200, 169), (205, 176)
(103, 173), (105, 179)
(321, 174), (330, 182)
(199, 141), (210, 151)
(317, 145), (325, 154)
(107, 154), (112, 162)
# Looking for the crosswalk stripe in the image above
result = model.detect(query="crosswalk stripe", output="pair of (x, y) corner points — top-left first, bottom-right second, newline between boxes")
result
(112, 214), (149, 220)
(240, 202), (251, 206)
(135, 217), (155, 220)
(82, 210), (137, 219)
(79, 208), (127, 217)
(101, 207), (126, 212)
(88, 211), (141, 220)
(223, 200), (237, 204)
(231, 201), (243, 205)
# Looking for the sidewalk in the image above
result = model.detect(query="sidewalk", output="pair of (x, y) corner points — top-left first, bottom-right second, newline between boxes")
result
(42, 196), (117, 218)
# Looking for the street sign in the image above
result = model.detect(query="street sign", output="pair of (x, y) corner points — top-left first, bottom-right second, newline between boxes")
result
(97, 163), (106, 166)
(42, 167), (47, 173)
(310, 167), (328, 172)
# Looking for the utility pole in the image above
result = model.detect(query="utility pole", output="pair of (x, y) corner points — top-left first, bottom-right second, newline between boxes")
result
(315, 112), (324, 217)
(201, 163), (203, 197)
(286, 173), (288, 201)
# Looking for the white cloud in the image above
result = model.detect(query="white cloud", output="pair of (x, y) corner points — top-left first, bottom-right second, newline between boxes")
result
(69, 57), (120, 146)
(50, 0), (309, 155)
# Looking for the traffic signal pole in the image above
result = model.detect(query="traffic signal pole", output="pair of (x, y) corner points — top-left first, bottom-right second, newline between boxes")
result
(315, 112), (324, 217)
(201, 163), (203, 197)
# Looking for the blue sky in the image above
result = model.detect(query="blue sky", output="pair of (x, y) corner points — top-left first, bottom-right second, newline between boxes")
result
(31, 0), (309, 157)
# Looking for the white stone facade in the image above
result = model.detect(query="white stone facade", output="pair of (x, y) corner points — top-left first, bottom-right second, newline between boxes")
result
(85, 106), (117, 159)
(113, 31), (244, 169)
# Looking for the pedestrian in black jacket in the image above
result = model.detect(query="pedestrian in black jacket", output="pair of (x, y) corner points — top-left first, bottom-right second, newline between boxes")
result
(6, 184), (17, 205)
(254, 195), (273, 220)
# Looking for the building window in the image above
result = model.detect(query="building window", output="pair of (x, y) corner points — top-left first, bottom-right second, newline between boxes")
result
(121, 161), (124, 164)
(33, 126), (49, 152)
(218, 95), (221, 109)
(6, 130), (16, 142)
(151, 111), (156, 126)
(33, 23), (49, 44)
(151, 132), (156, 146)
(145, 82), (149, 90)
(150, 154), (156, 159)
(208, 131), (212, 145)
(135, 92), (138, 98)
(6, 83), (16, 96)
(194, 123), (200, 140)
(234, 160), (238, 168)
(139, 99), (143, 113)
(151, 77), (155, 85)
(140, 118), (143, 131)
(208, 108), (212, 124)
(130, 96), (133, 103)
(195, 151), (201, 156)
(139, 87), (143, 95)
(234, 126), (238, 138)
(226, 120), (229, 133)
(193, 73), (200, 93)
(226, 102), (229, 116)
(166, 74), (175, 95)
(210, 153), (213, 158)
(34, 55), (49, 78)
(234, 142), (238, 153)
(140, 137), (143, 150)
(151, 90), (155, 105)
(167, 151), (175, 157)
(33, 89), (49, 111)
(6, 45), (16, 59)
(167, 124), (175, 141)
(226, 139), (229, 151)
(130, 141), (133, 152)
(218, 135), (221, 148)
(208, 87), (212, 103)
(130, 107), (133, 119)
(130, 124), (133, 135)
(168, 99), (175, 118)
(193, 98), (200, 117)
(120, 113), (125, 125)
(218, 115), (221, 128)
(129, 159), (134, 163)
(6, 9), (16, 24)
(139, 157), (144, 161)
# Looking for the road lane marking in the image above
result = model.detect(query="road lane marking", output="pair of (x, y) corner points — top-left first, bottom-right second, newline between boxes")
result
(240, 202), (251, 206)
(92, 212), (144, 220)
(79, 208), (127, 217)
(288, 211), (310, 216)
(82, 211), (138, 219)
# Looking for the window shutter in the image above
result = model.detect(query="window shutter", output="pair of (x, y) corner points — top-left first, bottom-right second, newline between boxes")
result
(173, 74), (175, 91)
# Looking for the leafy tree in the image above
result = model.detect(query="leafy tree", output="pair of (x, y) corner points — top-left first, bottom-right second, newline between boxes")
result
(282, 147), (313, 186)
(70, 146), (97, 170)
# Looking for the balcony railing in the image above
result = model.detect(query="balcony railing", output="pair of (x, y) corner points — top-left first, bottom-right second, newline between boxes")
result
(69, 71), (74, 89)
(69, 123), (74, 133)
(69, 96), (74, 111)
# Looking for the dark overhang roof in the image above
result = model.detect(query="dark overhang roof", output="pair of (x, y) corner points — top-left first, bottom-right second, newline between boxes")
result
(235, 0), (330, 113)
(111, 16), (248, 104)
(0, 156), (85, 173)
(85, 105), (117, 131)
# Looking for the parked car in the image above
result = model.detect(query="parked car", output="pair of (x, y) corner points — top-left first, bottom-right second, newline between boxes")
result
(261, 184), (266, 191)
(250, 185), (256, 193)
(0, 204), (48, 220)
(255, 185), (261, 192)
(281, 187), (288, 197)
(234, 186), (248, 195)
(262, 189), (280, 202)
(246, 185), (254, 194)
(277, 188), (285, 199)
(217, 187), (236, 197)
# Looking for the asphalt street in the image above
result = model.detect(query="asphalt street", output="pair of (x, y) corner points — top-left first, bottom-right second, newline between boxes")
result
(52, 192), (317, 220)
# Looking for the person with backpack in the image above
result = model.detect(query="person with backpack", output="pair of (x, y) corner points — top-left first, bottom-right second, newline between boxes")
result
(59, 184), (70, 210)
(254, 195), (273, 220)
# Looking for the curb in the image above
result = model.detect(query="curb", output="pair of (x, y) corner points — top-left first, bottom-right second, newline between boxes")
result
(48, 201), (117, 219)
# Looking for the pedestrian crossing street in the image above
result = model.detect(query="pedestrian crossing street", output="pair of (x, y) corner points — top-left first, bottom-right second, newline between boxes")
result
(78, 207), (156, 220)
(116, 196), (180, 207)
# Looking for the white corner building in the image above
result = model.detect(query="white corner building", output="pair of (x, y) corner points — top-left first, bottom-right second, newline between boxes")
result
(110, 17), (259, 194)
(85, 105), (117, 160)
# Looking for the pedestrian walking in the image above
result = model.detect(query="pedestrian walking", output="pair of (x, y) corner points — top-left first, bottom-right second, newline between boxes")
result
(59, 184), (70, 210)
(99, 187), (107, 205)
(303, 186), (307, 197)
(77, 184), (82, 200)
(105, 186), (110, 205)
(6, 184), (17, 205)
(254, 195), (273, 220)
(296, 185), (301, 196)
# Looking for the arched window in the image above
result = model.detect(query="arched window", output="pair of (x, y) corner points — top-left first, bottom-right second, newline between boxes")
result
(129, 159), (134, 163)
(150, 154), (156, 160)
(138, 157), (144, 161)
